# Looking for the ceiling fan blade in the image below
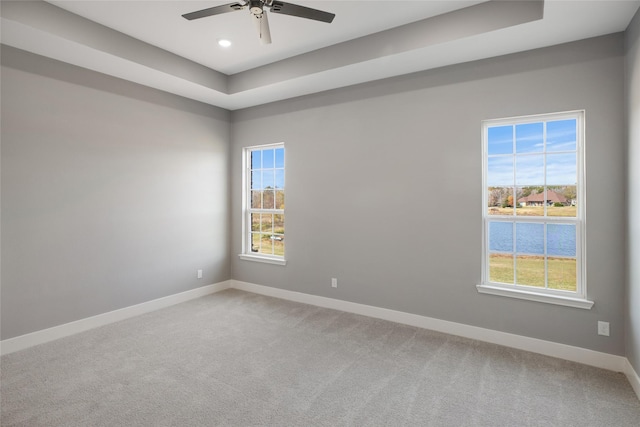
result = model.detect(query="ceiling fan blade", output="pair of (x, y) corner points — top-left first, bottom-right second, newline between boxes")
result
(182, 2), (245, 20)
(268, 1), (335, 23)
(253, 12), (272, 44)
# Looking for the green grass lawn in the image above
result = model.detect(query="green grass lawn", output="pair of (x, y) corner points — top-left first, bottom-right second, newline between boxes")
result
(252, 233), (284, 256)
(251, 214), (285, 256)
(488, 206), (577, 217)
(489, 254), (576, 291)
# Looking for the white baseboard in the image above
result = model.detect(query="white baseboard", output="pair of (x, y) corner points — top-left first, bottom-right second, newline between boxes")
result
(3, 278), (638, 402)
(625, 359), (640, 401)
(0, 280), (232, 356)
(231, 280), (629, 374)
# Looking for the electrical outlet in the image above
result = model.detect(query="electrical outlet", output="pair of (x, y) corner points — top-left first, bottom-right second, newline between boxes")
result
(331, 278), (337, 288)
(598, 321), (610, 336)
(197, 269), (203, 279)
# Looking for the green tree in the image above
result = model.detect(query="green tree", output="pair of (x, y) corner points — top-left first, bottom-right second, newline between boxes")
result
(563, 186), (577, 201)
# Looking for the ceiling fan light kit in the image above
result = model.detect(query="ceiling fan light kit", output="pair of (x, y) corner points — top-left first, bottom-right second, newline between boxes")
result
(182, 0), (335, 45)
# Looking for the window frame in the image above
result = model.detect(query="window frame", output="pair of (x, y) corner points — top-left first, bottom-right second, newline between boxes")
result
(239, 142), (286, 266)
(477, 111), (593, 309)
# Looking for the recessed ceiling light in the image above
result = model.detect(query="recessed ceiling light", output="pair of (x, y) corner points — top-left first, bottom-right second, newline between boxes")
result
(218, 39), (232, 48)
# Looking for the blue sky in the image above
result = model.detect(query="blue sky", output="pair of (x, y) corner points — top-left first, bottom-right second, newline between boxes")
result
(251, 148), (285, 190)
(487, 119), (577, 186)
(488, 119), (576, 155)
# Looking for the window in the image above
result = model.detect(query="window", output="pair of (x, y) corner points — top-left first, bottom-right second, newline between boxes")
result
(478, 111), (592, 309)
(240, 143), (285, 265)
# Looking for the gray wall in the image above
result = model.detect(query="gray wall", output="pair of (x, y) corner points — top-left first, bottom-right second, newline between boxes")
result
(231, 34), (627, 355)
(1, 31), (632, 359)
(1, 46), (231, 340)
(626, 10), (640, 375)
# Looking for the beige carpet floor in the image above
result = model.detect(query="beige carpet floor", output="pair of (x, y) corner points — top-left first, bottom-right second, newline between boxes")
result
(1, 289), (639, 426)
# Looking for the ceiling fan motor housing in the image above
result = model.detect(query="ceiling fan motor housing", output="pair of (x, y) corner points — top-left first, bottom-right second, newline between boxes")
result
(249, 0), (264, 16)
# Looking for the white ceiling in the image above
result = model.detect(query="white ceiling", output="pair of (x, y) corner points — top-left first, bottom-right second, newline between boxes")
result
(1, 1), (639, 110)
(48, 0), (487, 75)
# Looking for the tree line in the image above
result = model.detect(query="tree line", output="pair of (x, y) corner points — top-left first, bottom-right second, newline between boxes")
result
(488, 186), (576, 208)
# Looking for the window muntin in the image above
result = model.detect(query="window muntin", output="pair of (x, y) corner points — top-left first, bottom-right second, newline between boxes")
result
(482, 111), (585, 300)
(243, 144), (285, 261)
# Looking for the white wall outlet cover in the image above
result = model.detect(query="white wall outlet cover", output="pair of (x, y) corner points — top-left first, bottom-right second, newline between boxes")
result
(597, 321), (610, 336)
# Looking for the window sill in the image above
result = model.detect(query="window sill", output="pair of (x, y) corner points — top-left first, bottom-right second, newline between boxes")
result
(476, 283), (594, 309)
(238, 254), (287, 266)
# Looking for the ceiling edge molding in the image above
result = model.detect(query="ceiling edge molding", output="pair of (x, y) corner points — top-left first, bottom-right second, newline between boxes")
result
(228, 0), (544, 94)
(1, 0), (559, 110)
(0, 0), (228, 93)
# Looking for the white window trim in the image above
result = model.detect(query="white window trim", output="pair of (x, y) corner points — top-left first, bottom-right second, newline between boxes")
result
(239, 142), (286, 266)
(238, 253), (287, 266)
(477, 110), (593, 309)
(476, 283), (593, 309)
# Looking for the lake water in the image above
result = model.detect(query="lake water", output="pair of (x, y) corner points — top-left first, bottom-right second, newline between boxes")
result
(489, 222), (576, 257)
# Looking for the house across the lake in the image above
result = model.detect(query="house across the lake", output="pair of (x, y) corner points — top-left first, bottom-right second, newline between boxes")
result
(518, 190), (569, 207)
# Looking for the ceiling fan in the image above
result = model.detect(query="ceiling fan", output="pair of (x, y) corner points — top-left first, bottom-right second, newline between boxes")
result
(182, 0), (335, 45)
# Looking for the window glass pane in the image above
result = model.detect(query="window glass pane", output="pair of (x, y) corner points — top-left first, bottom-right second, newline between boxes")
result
(487, 187), (513, 215)
(260, 234), (273, 255)
(262, 149), (275, 168)
(251, 190), (262, 209)
(488, 157), (513, 186)
(273, 235), (284, 256)
(251, 150), (261, 169)
(263, 190), (275, 209)
(516, 122), (543, 154)
(275, 148), (285, 168)
(275, 190), (285, 209)
(547, 153), (576, 186)
(547, 224), (576, 257)
(260, 214), (273, 233)
(251, 171), (262, 190)
(516, 223), (544, 255)
(488, 125), (513, 155)
(275, 169), (285, 189)
(516, 186), (544, 216)
(489, 253), (513, 284)
(547, 186), (576, 217)
(516, 154), (544, 186)
(516, 255), (545, 288)
(262, 170), (275, 189)
(548, 258), (577, 291)
(273, 214), (284, 234)
(489, 222), (513, 252)
(547, 119), (576, 152)
(251, 233), (260, 253)
(251, 213), (260, 231)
